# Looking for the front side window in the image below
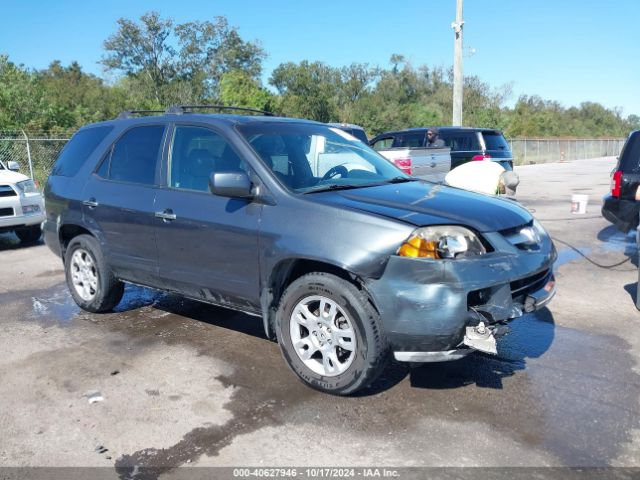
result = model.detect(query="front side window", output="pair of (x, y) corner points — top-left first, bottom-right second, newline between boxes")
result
(99, 125), (165, 185)
(238, 123), (411, 193)
(372, 137), (394, 151)
(398, 133), (425, 148)
(169, 126), (245, 192)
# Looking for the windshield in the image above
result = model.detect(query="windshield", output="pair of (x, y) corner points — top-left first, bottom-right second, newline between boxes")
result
(237, 123), (411, 193)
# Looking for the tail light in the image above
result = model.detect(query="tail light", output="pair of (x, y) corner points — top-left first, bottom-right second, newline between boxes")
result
(472, 154), (492, 161)
(394, 158), (412, 175)
(612, 170), (622, 197)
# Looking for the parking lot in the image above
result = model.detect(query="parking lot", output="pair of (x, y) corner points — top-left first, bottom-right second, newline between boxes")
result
(1, 156), (639, 473)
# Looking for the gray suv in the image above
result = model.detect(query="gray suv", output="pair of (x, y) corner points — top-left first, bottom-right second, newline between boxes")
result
(44, 106), (556, 395)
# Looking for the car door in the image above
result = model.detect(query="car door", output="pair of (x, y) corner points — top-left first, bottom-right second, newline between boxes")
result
(82, 124), (167, 286)
(154, 124), (261, 311)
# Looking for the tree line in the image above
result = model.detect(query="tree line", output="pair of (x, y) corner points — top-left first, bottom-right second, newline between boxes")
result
(1, 11), (637, 137)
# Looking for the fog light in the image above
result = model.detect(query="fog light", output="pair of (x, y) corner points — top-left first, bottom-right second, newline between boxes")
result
(22, 205), (40, 214)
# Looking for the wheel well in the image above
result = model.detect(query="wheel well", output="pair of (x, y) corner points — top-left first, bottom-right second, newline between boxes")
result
(263, 259), (366, 339)
(59, 224), (93, 257)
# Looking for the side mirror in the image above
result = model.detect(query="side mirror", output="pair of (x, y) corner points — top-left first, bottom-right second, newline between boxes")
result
(209, 172), (254, 199)
(7, 161), (19, 171)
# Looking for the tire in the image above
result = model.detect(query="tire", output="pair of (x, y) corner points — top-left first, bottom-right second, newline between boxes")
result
(276, 272), (388, 395)
(64, 234), (124, 313)
(16, 225), (41, 244)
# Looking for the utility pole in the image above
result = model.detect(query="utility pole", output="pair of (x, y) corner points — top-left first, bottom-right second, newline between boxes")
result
(451, 0), (464, 126)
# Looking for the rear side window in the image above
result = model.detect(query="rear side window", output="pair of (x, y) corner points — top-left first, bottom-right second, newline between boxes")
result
(397, 133), (425, 148)
(483, 131), (510, 151)
(440, 132), (480, 151)
(51, 126), (113, 177)
(98, 126), (165, 185)
(618, 131), (640, 173)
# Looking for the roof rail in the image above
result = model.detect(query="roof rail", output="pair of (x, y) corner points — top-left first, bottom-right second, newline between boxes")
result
(166, 105), (274, 116)
(116, 110), (165, 120)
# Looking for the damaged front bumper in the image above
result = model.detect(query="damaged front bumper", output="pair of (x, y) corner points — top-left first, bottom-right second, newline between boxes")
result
(365, 230), (557, 362)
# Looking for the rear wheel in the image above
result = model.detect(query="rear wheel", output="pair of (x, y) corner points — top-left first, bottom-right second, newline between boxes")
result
(16, 225), (41, 244)
(276, 272), (387, 395)
(64, 234), (124, 312)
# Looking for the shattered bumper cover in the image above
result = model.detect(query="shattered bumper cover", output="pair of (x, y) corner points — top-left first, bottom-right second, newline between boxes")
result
(365, 230), (557, 360)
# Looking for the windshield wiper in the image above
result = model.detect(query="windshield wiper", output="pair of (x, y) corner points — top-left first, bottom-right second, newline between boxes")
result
(385, 177), (418, 184)
(303, 184), (368, 194)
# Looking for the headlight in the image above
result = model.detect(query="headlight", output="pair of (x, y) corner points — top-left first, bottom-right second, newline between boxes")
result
(532, 219), (547, 238)
(15, 180), (37, 194)
(398, 226), (486, 259)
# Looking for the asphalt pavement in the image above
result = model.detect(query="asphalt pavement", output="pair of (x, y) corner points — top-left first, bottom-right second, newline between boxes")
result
(0, 157), (638, 476)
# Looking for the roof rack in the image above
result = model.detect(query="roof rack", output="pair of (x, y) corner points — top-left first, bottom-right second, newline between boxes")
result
(165, 105), (274, 116)
(116, 110), (165, 120)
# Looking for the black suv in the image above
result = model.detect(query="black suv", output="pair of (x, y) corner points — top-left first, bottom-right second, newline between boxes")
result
(44, 106), (555, 394)
(370, 127), (514, 170)
(602, 130), (640, 232)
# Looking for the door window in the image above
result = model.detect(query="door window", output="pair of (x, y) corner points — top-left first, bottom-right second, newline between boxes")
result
(372, 137), (394, 151)
(397, 133), (425, 148)
(98, 126), (165, 185)
(169, 126), (244, 192)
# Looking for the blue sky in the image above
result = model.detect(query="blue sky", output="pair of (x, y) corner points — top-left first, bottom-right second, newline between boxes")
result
(2, 0), (639, 116)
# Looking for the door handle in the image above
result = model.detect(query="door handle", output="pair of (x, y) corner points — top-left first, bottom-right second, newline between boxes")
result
(430, 162), (437, 168)
(83, 198), (99, 208)
(155, 209), (177, 222)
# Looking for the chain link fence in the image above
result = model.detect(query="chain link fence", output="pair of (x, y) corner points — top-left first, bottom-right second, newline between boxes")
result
(0, 132), (629, 186)
(0, 131), (71, 187)
(508, 138), (625, 166)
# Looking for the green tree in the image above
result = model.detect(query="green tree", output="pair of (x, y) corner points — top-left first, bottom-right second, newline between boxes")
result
(101, 12), (265, 105)
(0, 56), (47, 130)
(218, 70), (274, 111)
(101, 11), (175, 104)
(269, 61), (339, 122)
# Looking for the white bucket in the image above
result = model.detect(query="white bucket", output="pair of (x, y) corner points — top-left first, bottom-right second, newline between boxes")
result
(571, 194), (589, 214)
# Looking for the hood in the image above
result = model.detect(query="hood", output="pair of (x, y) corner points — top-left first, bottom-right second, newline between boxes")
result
(310, 181), (532, 233)
(0, 169), (30, 184)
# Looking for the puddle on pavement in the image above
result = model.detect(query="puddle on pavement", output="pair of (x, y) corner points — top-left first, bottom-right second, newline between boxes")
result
(554, 247), (592, 268)
(23, 283), (166, 328)
(8, 281), (640, 472)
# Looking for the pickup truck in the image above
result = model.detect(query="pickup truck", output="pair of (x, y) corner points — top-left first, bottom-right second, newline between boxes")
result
(372, 145), (451, 183)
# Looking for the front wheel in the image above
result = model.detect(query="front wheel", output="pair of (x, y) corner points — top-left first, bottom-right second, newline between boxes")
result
(64, 234), (124, 313)
(276, 273), (387, 395)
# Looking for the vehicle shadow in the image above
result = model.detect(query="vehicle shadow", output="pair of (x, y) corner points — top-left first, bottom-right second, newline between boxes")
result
(116, 284), (268, 340)
(98, 284), (556, 395)
(597, 225), (638, 267)
(361, 309), (556, 395)
(0, 232), (43, 251)
(597, 225), (638, 306)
